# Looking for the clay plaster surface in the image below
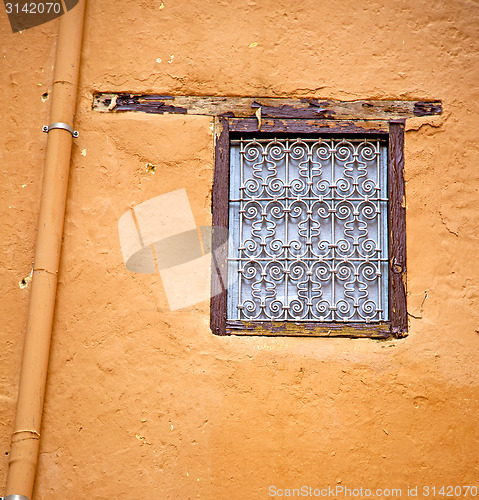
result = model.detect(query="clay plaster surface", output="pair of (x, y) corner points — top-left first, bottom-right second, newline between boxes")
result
(1, 0), (479, 498)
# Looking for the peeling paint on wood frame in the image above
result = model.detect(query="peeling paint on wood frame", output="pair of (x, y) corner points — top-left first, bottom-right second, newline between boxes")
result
(210, 117), (229, 336)
(226, 320), (393, 339)
(93, 93), (442, 120)
(228, 118), (389, 134)
(388, 120), (408, 337)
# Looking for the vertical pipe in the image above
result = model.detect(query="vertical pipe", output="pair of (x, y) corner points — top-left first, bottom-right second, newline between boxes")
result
(5, 1), (86, 498)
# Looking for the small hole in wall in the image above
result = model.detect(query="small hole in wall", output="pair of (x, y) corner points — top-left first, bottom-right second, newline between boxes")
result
(19, 273), (32, 289)
(146, 163), (157, 173)
(5, 451), (9, 456)
(41, 92), (49, 102)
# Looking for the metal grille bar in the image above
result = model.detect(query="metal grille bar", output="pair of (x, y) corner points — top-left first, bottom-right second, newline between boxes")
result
(228, 137), (389, 322)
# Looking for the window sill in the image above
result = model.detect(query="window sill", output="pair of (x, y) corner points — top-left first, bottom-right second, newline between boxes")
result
(225, 320), (394, 339)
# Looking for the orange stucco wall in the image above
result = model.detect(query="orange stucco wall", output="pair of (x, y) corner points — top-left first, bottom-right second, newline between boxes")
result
(1, 1), (478, 498)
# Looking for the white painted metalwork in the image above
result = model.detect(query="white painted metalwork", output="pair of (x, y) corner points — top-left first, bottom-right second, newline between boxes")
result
(228, 137), (389, 322)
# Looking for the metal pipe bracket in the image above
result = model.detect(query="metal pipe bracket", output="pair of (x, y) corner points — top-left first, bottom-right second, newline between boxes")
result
(42, 122), (79, 138)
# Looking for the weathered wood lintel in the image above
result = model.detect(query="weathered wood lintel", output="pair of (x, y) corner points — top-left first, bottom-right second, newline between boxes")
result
(93, 93), (442, 120)
(226, 320), (393, 339)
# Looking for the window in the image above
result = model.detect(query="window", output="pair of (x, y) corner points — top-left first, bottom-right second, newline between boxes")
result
(211, 118), (407, 339)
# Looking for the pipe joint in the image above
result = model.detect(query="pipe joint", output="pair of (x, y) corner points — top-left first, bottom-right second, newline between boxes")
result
(11, 430), (41, 443)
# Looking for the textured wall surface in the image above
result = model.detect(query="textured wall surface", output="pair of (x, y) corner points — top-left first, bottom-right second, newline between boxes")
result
(1, 1), (479, 498)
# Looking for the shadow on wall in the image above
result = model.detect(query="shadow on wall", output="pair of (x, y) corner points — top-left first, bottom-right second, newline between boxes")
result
(118, 188), (231, 311)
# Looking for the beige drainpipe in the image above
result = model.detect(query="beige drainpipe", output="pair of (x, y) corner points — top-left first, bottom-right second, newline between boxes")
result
(5, 2), (86, 499)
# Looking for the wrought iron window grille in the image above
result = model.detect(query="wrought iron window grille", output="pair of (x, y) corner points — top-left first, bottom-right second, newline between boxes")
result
(228, 136), (389, 323)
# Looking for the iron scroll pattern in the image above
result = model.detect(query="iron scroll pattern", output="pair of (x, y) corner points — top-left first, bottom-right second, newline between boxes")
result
(227, 137), (389, 323)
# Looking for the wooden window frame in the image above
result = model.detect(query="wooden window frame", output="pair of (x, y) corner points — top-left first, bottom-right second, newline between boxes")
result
(210, 117), (407, 340)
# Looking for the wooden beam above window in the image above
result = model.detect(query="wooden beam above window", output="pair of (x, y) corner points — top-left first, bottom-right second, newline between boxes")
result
(93, 93), (442, 121)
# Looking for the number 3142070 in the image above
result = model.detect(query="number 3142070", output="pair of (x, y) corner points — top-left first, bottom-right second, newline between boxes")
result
(423, 485), (478, 497)
(5, 3), (61, 14)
